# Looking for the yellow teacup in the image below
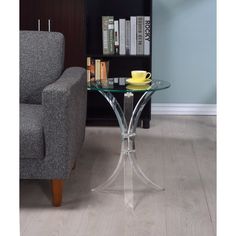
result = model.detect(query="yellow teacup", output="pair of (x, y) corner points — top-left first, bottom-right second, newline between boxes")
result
(131, 70), (152, 82)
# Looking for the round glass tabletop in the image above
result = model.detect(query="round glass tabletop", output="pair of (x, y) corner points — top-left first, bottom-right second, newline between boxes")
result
(87, 79), (171, 93)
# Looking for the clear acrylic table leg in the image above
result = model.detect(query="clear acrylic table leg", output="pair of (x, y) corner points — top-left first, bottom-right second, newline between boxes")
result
(91, 141), (125, 192)
(130, 151), (165, 191)
(124, 145), (134, 208)
(123, 92), (134, 208)
(91, 90), (164, 209)
(127, 91), (165, 191)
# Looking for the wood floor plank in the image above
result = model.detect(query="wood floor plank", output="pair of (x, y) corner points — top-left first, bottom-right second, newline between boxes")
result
(159, 116), (215, 236)
(189, 117), (216, 233)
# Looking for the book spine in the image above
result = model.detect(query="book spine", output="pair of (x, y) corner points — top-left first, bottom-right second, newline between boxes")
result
(119, 77), (126, 86)
(108, 16), (114, 54)
(125, 20), (131, 55)
(102, 16), (109, 55)
(87, 57), (91, 82)
(95, 59), (101, 81)
(114, 20), (119, 55)
(144, 16), (151, 55)
(100, 61), (107, 81)
(136, 16), (144, 55)
(119, 19), (126, 55)
(130, 16), (137, 55)
(105, 61), (110, 78)
(90, 58), (95, 82)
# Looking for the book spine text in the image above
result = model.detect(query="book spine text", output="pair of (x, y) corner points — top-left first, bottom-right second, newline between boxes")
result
(108, 16), (114, 54)
(144, 16), (151, 55)
(136, 16), (144, 55)
(102, 16), (109, 55)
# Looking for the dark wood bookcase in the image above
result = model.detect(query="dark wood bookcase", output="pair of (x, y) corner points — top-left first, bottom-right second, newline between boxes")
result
(20, 0), (86, 69)
(20, 0), (152, 128)
(86, 0), (152, 128)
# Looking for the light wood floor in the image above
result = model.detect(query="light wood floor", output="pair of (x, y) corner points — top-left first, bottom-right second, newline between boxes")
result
(20, 116), (216, 236)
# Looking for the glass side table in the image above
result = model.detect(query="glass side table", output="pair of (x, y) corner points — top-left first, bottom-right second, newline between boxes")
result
(88, 79), (171, 209)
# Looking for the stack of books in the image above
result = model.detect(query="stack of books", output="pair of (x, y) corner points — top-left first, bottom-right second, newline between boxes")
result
(102, 16), (151, 56)
(87, 57), (110, 83)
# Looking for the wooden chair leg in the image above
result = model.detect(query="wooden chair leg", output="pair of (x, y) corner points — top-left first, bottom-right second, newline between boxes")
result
(51, 179), (64, 207)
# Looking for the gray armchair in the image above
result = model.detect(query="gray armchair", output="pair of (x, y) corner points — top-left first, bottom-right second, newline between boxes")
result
(20, 31), (87, 206)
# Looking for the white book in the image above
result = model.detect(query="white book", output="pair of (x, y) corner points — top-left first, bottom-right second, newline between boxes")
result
(144, 16), (151, 55)
(130, 16), (137, 55)
(114, 77), (119, 84)
(136, 16), (144, 55)
(119, 19), (126, 55)
(114, 20), (119, 54)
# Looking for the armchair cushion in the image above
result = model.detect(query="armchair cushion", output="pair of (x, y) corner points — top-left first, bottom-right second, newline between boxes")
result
(20, 31), (64, 104)
(20, 104), (44, 160)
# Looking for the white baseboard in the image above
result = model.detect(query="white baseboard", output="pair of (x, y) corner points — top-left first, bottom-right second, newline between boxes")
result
(151, 103), (216, 115)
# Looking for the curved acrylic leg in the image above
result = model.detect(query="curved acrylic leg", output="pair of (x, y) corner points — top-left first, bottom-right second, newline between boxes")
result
(91, 91), (129, 192)
(124, 151), (134, 208)
(91, 91), (129, 193)
(128, 81), (164, 134)
(128, 90), (155, 134)
(127, 92), (165, 191)
(91, 141), (125, 192)
(130, 151), (165, 191)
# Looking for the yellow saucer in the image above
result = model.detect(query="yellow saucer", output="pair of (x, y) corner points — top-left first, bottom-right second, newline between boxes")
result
(126, 84), (151, 91)
(126, 78), (152, 86)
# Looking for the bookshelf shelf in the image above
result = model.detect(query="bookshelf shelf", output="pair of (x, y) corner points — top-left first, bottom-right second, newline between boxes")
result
(87, 54), (151, 59)
(86, 0), (152, 128)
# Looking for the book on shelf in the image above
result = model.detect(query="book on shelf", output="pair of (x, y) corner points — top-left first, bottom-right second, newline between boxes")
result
(144, 16), (151, 55)
(130, 16), (137, 55)
(102, 16), (150, 56)
(95, 59), (101, 81)
(87, 57), (95, 82)
(105, 61), (110, 79)
(102, 16), (114, 55)
(102, 16), (109, 55)
(91, 59), (95, 81)
(87, 57), (91, 82)
(114, 20), (119, 54)
(87, 57), (109, 83)
(136, 16), (144, 55)
(101, 61), (109, 81)
(108, 17), (115, 54)
(119, 19), (126, 55)
(119, 77), (126, 86)
(125, 20), (131, 55)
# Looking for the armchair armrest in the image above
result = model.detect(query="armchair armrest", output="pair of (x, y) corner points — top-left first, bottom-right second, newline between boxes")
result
(42, 67), (87, 177)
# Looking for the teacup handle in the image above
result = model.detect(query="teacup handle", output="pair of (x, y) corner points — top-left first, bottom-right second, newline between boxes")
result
(146, 72), (151, 80)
